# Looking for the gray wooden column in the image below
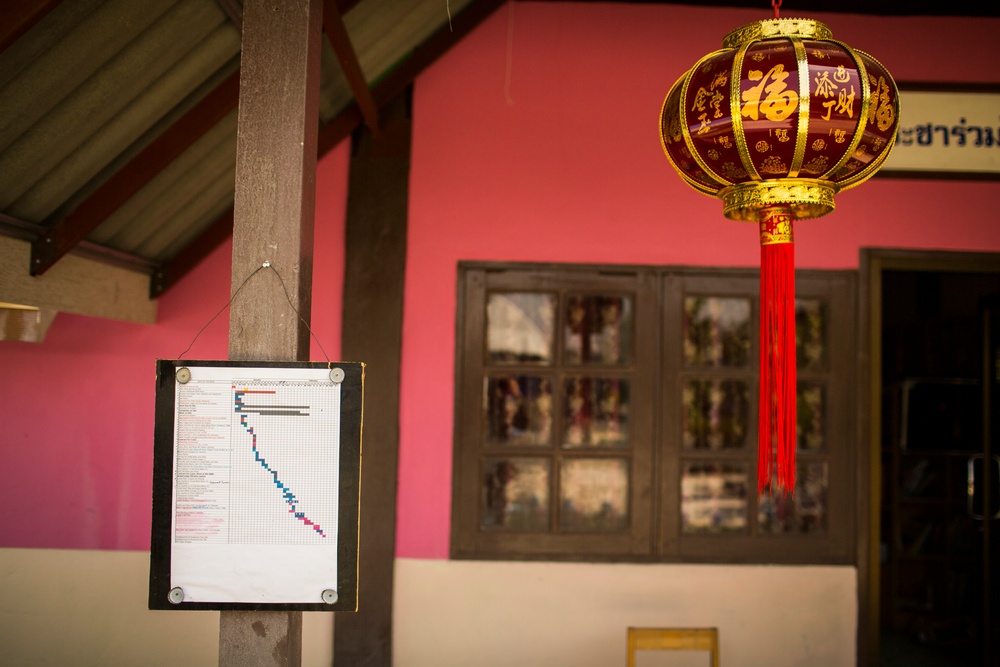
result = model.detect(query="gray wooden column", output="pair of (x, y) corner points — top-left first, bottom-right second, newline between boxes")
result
(221, 0), (322, 665)
(334, 91), (411, 666)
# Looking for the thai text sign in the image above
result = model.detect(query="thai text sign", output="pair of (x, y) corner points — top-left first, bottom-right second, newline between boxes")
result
(883, 85), (1000, 177)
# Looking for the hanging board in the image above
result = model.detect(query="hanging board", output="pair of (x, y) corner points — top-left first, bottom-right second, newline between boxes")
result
(148, 359), (363, 611)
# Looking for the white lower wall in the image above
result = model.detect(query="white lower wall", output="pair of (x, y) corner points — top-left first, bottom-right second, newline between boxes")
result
(0, 548), (333, 667)
(0, 549), (857, 666)
(394, 558), (857, 667)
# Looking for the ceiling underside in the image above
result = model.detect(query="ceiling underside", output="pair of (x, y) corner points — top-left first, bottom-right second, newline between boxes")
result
(1, 0), (997, 304)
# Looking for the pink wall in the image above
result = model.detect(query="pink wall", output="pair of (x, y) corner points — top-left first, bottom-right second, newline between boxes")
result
(398, 3), (1000, 558)
(4, 3), (1000, 559)
(0, 144), (348, 550)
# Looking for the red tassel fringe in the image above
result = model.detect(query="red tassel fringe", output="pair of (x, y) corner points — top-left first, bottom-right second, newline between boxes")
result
(758, 217), (797, 496)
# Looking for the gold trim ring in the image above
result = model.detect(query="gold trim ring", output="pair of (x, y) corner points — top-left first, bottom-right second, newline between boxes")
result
(722, 18), (832, 49)
(720, 179), (837, 222)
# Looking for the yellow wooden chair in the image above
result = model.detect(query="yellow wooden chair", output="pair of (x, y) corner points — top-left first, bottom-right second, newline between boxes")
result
(626, 627), (720, 667)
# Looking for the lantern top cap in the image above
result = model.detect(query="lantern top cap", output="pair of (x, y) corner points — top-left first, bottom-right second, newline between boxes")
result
(722, 18), (832, 48)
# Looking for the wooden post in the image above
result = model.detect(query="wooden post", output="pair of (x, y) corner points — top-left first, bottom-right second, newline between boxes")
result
(334, 91), (410, 667)
(221, 0), (322, 665)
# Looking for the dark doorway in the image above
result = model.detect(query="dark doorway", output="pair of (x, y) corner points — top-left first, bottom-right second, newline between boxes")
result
(878, 263), (1000, 666)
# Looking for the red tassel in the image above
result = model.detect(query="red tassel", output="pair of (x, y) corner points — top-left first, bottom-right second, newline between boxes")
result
(758, 206), (796, 496)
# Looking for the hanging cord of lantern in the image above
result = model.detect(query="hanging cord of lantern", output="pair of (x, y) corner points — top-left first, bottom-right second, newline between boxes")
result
(772, 0), (781, 18)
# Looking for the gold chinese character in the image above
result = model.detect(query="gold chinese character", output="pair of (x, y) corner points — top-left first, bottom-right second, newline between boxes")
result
(691, 87), (709, 112)
(821, 99), (836, 121)
(814, 71), (837, 98)
(833, 65), (850, 83)
(835, 85), (856, 118)
(833, 129), (847, 143)
(696, 112), (711, 135)
(741, 65), (798, 122)
(775, 129), (790, 143)
(869, 76), (896, 131)
(709, 73), (728, 91)
(710, 90), (724, 118)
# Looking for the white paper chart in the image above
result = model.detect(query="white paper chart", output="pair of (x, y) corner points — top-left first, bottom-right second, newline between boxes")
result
(169, 365), (341, 604)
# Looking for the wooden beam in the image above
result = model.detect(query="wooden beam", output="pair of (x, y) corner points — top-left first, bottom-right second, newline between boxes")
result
(0, 235), (155, 324)
(0, 0), (62, 54)
(318, 0), (506, 157)
(221, 0), (322, 663)
(334, 89), (410, 667)
(30, 69), (241, 276)
(213, 0), (243, 30)
(322, 0), (379, 132)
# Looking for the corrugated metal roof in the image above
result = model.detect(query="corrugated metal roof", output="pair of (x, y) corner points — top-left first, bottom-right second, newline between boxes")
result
(0, 0), (476, 291)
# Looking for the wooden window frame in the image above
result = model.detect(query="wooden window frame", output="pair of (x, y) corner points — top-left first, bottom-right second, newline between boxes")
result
(451, 262), (857, 564)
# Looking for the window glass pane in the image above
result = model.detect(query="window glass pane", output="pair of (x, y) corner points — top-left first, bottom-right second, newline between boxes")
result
(796, 298), (827, 370)
(487, 293), (556, 364)
(682, 379), (750, 450)
(484, 376), (554, 447)
(684, 297), (752, 368)
(564, 295), (633, 365)
(563, 377), (630, 448)
(559, 458), (629, 532)
(797, 382), (826, 451)
(481, 457), (550, 530)
(757, 461), (828, 534)
(681, 462), (748, 533)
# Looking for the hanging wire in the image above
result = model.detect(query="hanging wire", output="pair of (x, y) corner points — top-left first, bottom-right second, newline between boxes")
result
(504, 1), (515, 106)
(177, 261), (330, 363)
(772, 0), (782, 18)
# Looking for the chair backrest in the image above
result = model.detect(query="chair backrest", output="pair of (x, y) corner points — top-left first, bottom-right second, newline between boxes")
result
(626, 627), (719, 667)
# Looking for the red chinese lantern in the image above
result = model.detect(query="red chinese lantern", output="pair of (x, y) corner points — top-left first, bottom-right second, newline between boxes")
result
(659, 16), (899, 495)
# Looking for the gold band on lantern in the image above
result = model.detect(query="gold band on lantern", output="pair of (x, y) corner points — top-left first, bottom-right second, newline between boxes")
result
(760, 206), (794, 245)
(722, 18), (832, 48)
(720, 179), (836, 223)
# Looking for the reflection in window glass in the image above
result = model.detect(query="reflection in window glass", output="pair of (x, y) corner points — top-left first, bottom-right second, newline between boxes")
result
(797, 382), (825, 451)
(484, 376), (554, 447)
(562, 377), (630, 448)
(684, 297), (751, 368)
(796, 298), (827, 370)
(487, 293), (556, 364)
(564, 295), (633, 365)
(559, 458), (629, 532)
(683, 379), (749, 450)
(481, 458), (550, 530)
(758, 461), (828, 534)
(681, 462), (748, 533)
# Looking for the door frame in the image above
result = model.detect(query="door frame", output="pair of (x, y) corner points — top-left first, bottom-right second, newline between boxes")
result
(859, 247), (1000, 665)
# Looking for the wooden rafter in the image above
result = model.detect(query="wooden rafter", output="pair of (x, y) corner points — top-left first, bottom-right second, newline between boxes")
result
(30, 70), (242, 276)
(0, 0), (62, 54)
(322, 0), (379, 133)
(318, 0), (507, 157)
